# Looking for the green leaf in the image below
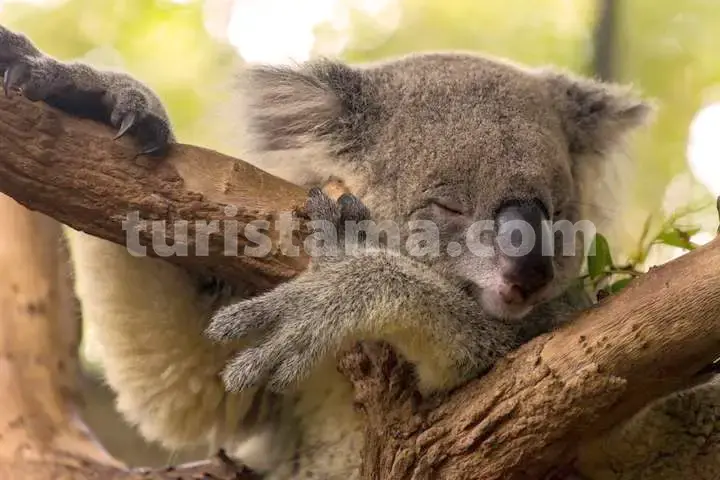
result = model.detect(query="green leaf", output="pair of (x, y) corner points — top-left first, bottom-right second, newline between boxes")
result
(609, 277), (632, 293)
(587, 234), (613, 279)
(656, 227), (698, 250)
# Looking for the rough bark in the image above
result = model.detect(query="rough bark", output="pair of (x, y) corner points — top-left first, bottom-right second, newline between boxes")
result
(0, 94), (312, 479)
(0, 94), (718, 479)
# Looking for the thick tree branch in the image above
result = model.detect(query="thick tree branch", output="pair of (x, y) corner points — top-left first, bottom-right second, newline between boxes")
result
(0, 94), (313, 296)
(0, 95), (718, 479)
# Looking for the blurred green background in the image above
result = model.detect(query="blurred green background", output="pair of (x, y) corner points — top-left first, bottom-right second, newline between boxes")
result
(1, 0), (718, 466)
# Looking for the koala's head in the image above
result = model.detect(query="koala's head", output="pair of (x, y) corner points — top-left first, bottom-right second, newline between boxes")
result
(236, 52), (651, 320)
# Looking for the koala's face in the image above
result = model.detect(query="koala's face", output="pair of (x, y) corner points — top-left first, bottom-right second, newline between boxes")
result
(240, 52), (650, 320)
(385, 139), (583, 320)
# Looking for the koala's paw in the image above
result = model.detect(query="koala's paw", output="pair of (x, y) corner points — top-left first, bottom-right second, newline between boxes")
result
(307, 187), (371, 226)
(1, 27), (55, 100)
(105, 84), (173, 156)
(206, 282), (337, 394)
(0, 25), (171, 156)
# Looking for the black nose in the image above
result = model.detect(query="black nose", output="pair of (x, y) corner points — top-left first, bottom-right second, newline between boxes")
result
(495, 199), (554, 299)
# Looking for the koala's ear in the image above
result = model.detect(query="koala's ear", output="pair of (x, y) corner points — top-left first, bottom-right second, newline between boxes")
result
(238, 59), (373, 154)
(540, 69), (654, 156)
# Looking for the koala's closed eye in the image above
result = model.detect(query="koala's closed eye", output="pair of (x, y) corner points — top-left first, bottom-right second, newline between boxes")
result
(429, 200), (465, 216)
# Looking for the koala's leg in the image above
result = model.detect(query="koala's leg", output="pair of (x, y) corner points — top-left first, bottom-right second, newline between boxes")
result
(66, 229), (301, 474)
(66, 231), (240, 445)
(577, 375), (720, 480)
(0, 25), (172, 154)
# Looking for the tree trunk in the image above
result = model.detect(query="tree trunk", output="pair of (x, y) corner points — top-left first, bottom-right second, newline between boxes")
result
(592, 0), (617, 81)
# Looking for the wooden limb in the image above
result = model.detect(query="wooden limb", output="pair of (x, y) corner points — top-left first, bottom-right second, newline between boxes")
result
(0, 94), (311, 295)
(338, 236), (720, 479)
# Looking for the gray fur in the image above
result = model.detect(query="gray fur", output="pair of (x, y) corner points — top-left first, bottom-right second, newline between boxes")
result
(207, 190), (520, 394)
(3, 23), (717, 480)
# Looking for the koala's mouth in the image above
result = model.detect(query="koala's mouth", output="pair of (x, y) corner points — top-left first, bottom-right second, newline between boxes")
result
(461, 281), (548, 321)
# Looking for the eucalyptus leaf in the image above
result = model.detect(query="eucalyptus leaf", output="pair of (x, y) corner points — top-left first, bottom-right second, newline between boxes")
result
(587, 234), (613, 279)
(656, 228), (696, 250)
(609, 277), (632, 293)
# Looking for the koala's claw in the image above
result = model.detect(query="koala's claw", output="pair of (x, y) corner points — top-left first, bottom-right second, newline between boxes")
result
(337, 192), (371, 223)
(109, 107), (171, 157)
(3, 62), (27, 97)
(114, 112), (137, 140)
(137, 142), (166, 157)
(108, 88), (172, 157)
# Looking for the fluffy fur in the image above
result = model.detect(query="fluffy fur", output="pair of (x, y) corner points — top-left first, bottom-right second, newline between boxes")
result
(2, 24), (718, 480)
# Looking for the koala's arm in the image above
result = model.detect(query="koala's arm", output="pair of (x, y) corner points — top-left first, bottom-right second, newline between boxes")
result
(208, 248), (517, 395)
(577, 376), (720, 480)
(0, 25), (172, 154)
(207, 191), (519, 395)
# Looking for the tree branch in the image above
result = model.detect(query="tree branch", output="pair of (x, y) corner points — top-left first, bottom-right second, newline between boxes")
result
(0, 94), (312, 296)
(0, 94), (718, 479)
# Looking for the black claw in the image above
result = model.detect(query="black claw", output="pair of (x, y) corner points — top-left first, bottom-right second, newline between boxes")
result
(3, 63), (28, 97)
(136, 143), (166, 157)
(114, 112), (137, 140)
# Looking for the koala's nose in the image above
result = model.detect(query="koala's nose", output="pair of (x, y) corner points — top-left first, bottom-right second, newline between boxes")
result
(495, 199), (554, 301)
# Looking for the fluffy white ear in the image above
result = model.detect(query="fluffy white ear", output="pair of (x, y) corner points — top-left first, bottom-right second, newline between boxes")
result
(237, 59), (374, 155)
(539, 68), (654, 156)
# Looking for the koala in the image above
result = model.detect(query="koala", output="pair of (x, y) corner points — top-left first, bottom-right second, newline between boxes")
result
(2, 24), (717, 480)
